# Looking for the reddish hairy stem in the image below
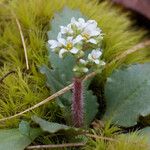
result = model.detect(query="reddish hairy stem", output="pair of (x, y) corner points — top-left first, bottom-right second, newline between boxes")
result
(72, 77), (84, 127)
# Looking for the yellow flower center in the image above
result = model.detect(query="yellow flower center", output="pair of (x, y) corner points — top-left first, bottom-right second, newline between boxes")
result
(66, 42), (73, 50)
(82, 33), (90, 40)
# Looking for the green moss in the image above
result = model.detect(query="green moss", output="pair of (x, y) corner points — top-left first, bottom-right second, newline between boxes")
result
(85, 132), (149, 150)
(85, 123), (149, 150)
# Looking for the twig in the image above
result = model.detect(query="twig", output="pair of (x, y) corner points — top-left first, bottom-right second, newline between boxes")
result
(26, 142), (85, 149)
(83, 71), (97, 81)
(107, 39), (150, 67)
(0, 3), (29, 70)
(13, 13), (29, 70)
(0, 72), (96, 122)
(0, 83), (73, 122)
(0, 70), (15, 83)
(85, 133), (118, 142)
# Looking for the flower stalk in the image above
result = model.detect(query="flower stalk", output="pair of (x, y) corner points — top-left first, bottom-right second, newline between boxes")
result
(72, 77), (84, 127)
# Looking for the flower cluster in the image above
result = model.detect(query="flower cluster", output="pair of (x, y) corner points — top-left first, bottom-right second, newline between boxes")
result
(48, 17), (105, 77)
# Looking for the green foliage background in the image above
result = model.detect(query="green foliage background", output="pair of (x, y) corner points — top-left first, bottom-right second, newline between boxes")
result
(0, 0), (149, 128)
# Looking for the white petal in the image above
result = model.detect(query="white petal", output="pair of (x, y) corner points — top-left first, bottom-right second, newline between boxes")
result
(79, 59), (86, 64)
(84, 23), (96, 31)
(91, 49), (102, 58)
(71, 17), (80, 27)
(88, 38), (97, 44)
(91, 50), (97, 58)
(71, 17), (87, 29)
(73, 35), (83, 44)
(58, 38), (66, 46)
(90, 29), (101, 36)
(78, 18), (85, 24)
(82, 67), (89, 73)
(68, 27), (73, 34)
(71, 17), (77, 24)
(88, 50), (102, 62)
(59, 48), (67, 58)
(88, 53), (93, 61)
(67, 36), (73, 42)
(87, 20), (97, 27)
(70, 47), (79, 54)
(60, 26), (67, 34)
(48, 40), (56, 45)
(60, 25), (73, 34)
(48, 40), (58, 49)
(84, 24), (100, 37)
(94, 59), (100, 64)
(95, 49), (102, 58)
(67, 24), (72, 28)
(57, 32), (62, 39)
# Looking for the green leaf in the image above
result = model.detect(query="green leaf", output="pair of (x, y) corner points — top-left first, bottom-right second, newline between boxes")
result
(0, 128), (42, 150)
(138, 127), (150, 137)
(19, 120), (30, 137)
(40, 65), (72, 108)
(40, 7), (99, 126)
(138, 127), (150, 144)
(103, 63), (150, 127)
(32, 116), (83, 134)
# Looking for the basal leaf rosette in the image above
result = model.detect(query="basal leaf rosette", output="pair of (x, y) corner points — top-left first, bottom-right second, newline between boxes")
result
(48, 17), (105, 78)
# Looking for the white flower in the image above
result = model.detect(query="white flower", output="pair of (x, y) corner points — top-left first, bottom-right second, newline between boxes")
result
(71, 17), (87, 30)
(48, 33), (62, 50)
(48, 17), (105, 77)
(79, 59), (87, 65)
(81, 21), (102, 44)
(88, 49), (102, 64)
(58, 34), (83, 58)
(60, 24), (73, 35)
(71, 17), (102, 44)
(85, 20), (100, 36)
